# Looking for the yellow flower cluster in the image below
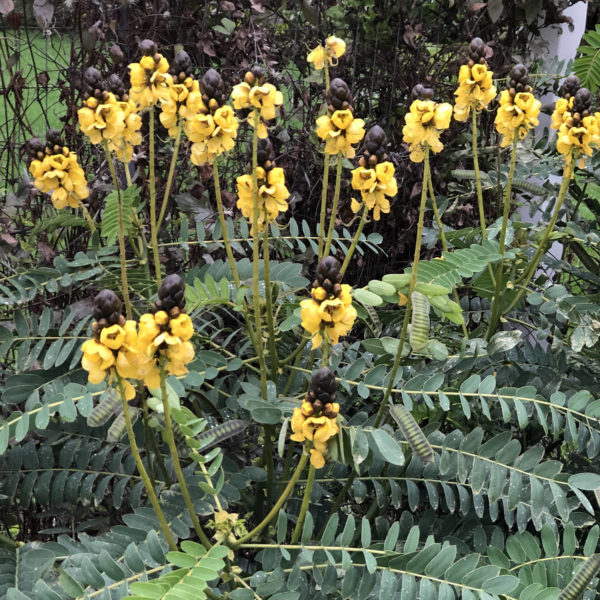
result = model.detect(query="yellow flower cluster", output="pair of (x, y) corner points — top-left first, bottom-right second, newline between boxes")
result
(236, 166), (290, 234)
(307, 36), (346, 70)
(300, 283), (356, 349)
(136, 311), (195, 377)
(350, 162), (397, 220)
(78, 93), (125, 147)
(160, 77), (200, 138)
(316, 110), (365, 158)
(78, 93), (142, 162)
(129, 53), (172, 109)
(185, 98), (239, 165)
(494, 90), (541, 147)
(402, 99), (452, 162)
(231, 68), (283, 138)
(453, 63), (497, 122)
(291, 401), (339, 468)
(81, 320), (139, 400)
(551, 97), (573, 131)
(29, 149), (89, 210)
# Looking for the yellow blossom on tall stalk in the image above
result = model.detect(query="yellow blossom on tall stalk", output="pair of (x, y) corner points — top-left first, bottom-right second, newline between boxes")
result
(350, 125), (397, 220)
(184, 68), (239, 165)
(105, 74), (142, 162)
(315, 78), (365, 158)
(453, 38), (496, 122)
(300, 257), (357, 350)
(236, 137), (289, 234)
(77, 68), (126, 148)
(554, 86), (600, 170)
(402, 85), (452, 162)
(307, 36), (346, 70)
(231, 66), (283, 138)
(290, 368), (340, 468)
(128, 39), (172, 109)
(80, 290), (139, 400)
(494, 64), (541, 147)
(159, 50), (199, 138)
(27, 132), (89, 210)
(136, 274), (195, 379)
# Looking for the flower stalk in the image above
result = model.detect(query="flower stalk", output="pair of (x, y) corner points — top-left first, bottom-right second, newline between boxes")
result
(159, 365), (212, 549)
(317, 155), (331, 260)
(340, 205), (368, 276)
(102, 140), (132, 320)
(323, 152), (343, 257)
(374, 146), (431, 427)
(486, 131), (519, 340)
(116, 374), (176, 550)
(291, 462), (316, 543)
(157, 120), (182, 231)
(149, 108), (162, 286)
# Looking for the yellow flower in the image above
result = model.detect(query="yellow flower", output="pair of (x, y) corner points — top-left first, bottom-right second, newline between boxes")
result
(556, 113), (600, 171)
(170, 314), (194, 340)
(189, 105), (238, 166)
(129, 54), (172, 109)
(78, 94), (125, 146)
(326, 36), (346, 60)
(495, 90), (541, 147)
(110, 99), (142, 162)
(403, 99), (453, 162)
(307, 36), (346, 70)
(100, 324), (126, 350)
(551, 97), (572, 130)
(350, 161), (397, 220)
(316, 110), (365, 158)
(300, 283), (356, 349)
(232, 80), (283, 139)
(307, 45), (327, 70)
(30, 151), (90, 210)
(81, 339), (115, 384)
(453, 63), (497, 122)
(236, 166), (290, 235)
(290, 409), (339, 469)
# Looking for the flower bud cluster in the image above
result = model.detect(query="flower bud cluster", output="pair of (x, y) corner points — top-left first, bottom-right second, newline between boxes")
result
(495, 64), (541, 147)
(231, 66), (283, 139)
(350, 126), (397, 220)
(402, 85), (452, 162)
(236, 137), (290, 234)
(316, 78), (365, 158)
(290, 367), (340, 468)
(300, 257), (357, 349)
(454, 38), (496, 122)
(27, 130), (90, 210)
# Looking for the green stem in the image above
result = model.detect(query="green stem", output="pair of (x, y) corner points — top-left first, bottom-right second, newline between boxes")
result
(157, 121), (182, 231)
(159, 365), (212, 549)
(317, 154), (330, 260)
(250, 108), (268, 399)
(472, 108), (487, 239)
(373, 146), (430, 427)
(232, 451), (309, 547)
(504, 156), (577, 314)
(340, 205), (368, 276)
(324, 61), (330, 93)
(213, 160), (241, 287)
(282, 335), (309, 395)
(149, 108), (162, 286)
(323, 152), (343, 257)
(103, 141), (132, 320)
(427, 171), (468, 340)
(291, 462), (316, 543)
(263, 225), (279, 379)
(115, 374), (176, 550)
(80, 202), (96, 233)
(486, 132), (519, 340)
